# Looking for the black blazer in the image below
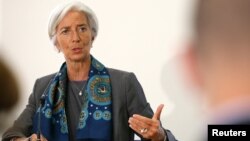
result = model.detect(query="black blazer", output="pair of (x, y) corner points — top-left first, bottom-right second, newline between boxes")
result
(2, 68), (177, 141)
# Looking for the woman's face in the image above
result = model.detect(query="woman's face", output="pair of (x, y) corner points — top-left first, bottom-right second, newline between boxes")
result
(56, 10), (93, 62)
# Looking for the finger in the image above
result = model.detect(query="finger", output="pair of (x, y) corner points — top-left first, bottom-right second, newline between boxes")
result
(132, 114), (155, 125)
(129, 117), (149, 130)
(152, 104), (164, 120)
(129, 121), (147, 137)
(129, 122), (140, 133)
(129, 121), (154, 139)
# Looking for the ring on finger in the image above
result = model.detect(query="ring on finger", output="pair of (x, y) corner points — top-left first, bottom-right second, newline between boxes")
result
(140, 128), (148, 133)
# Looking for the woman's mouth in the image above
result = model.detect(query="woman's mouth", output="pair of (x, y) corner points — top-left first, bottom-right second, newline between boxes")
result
(72, 47), (82, 53)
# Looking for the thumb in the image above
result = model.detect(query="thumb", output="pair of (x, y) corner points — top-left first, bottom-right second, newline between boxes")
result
(152, 104), (164, 120)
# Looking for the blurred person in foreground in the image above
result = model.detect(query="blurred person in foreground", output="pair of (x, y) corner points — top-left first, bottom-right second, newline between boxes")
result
(2, 1), (177, 141)
(184, 0), (250, 125)
(0, 58), (20, 131)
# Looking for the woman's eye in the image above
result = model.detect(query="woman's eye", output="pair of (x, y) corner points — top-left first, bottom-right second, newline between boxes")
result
(61, 30), (69, 35)
(79, 27), (87, 32)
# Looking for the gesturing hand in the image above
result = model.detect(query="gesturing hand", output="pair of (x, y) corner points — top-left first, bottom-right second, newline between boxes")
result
(128, 104), (166, 141)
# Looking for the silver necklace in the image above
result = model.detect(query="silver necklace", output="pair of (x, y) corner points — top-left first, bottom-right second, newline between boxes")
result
(72, 81), (87, 96)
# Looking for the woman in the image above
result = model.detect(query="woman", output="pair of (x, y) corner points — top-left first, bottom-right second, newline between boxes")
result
(2, 1), (177, 141)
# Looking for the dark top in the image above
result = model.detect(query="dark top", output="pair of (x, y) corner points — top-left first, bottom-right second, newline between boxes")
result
(67, 81), (86, 141)
(67, 81), (112, 141)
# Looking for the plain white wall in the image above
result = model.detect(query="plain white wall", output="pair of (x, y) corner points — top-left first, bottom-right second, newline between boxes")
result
(1, 0), (204, 141)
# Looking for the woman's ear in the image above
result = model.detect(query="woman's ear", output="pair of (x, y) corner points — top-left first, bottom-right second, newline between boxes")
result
(90, 37), (95, 48)
(52, 37), (61, 52)
(55, 43), (61, 53)
(182, 42), (204, 89)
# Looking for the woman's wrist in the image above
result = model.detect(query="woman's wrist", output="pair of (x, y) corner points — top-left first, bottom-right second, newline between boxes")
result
(160, 127), (168, 141)
(151, 127), (166, 141)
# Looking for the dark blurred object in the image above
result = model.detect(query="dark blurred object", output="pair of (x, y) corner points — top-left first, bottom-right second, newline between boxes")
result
(0, 58), (19, 112)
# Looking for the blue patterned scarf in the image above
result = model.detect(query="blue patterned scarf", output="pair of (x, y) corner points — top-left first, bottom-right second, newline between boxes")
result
(33, 56), (112, 141)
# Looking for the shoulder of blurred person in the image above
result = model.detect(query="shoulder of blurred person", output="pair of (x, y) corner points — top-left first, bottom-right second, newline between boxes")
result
(0, 58), (20, 113)
(0, 58), (20, 131)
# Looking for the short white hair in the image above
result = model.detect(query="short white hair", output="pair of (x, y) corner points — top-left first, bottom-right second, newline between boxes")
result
(48, 1), (98, 46)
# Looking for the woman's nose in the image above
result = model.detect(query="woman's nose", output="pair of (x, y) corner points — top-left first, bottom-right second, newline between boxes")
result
(72, 31), (80, 42)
